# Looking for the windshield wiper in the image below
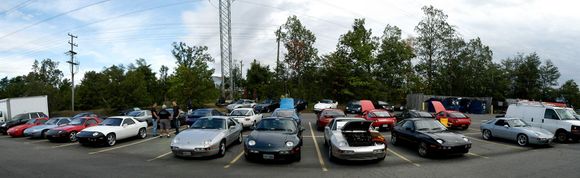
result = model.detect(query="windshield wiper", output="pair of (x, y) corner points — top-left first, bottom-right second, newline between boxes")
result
(416, 128), (429, 131)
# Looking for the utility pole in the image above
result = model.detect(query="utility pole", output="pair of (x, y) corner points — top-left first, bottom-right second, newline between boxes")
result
(65, 33), (78, 111)
(219, 0), (233, 100)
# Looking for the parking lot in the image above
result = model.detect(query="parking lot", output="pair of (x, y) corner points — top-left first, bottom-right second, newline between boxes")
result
(1, 113), (579, 178)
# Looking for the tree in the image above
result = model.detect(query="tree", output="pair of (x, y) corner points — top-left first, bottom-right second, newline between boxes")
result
(245, 59), (274, 100)
(414, 5), (456, 94)
(559, 80), (580, 108)
(539, 60), (560, 100)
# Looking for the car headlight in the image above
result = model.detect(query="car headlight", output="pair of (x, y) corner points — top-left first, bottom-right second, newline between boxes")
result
(92, 132), (99, 137)
(248, 140), (256, 146)
(338, 141), (347, 147)
(173, 138), (180, 144)
(203, 140), (212, 145)
(436, 139), (444, 144)
(285, 141), (294, 147)
(1, 123), (6, 127)
(463, 137), (469, 142)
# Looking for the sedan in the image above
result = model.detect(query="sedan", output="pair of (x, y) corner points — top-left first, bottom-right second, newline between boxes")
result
(226, 99), (256, 112)
(76, 116), (147, 146)
(244, 117), (304, 162)
(23, 117), (71, 138)
(171, 117), (243, 158)
(480, 118), (554, 146)
(229, 108), (263, 128)
(391, 118), (472, 157)
(46, 117), (101, 142)
(7, 117), (49, 137)
(316, 109), (346, 131)
(324, 117), (386, 162)
(127, 110), (153, 125)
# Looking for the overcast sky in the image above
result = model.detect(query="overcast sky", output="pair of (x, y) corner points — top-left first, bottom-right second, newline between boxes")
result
(0, 0), (578, 86)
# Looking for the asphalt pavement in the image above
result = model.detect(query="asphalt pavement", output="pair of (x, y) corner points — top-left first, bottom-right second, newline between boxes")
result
(0, 113), (579, 178)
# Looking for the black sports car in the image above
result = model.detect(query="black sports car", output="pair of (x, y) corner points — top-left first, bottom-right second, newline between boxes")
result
(254, 99), (280, 113)
(395, 110), (434, 121)
(0, 112), (47, 134)
(345, 100), (361, 114)
(391, 118), (471, 157)
(244, 117), (304, 162)
(294, 99), (308, 112)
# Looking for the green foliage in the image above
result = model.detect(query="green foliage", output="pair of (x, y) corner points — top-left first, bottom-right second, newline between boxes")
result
(559, 80), (580, 107)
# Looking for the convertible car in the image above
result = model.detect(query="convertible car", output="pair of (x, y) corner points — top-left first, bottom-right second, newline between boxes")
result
(324, 117), (386, 162)
(480, 117), (554, 146)
(7, 117), (49, 137)
(23, 117), (71, 138)
(76, 116), (147, 146)
(244, 117), (304, 162)
(171, 116), (243, 158)
(391, 118), (472, 157)
(229, 108), (263, 128)
(46, 117), (101, 142)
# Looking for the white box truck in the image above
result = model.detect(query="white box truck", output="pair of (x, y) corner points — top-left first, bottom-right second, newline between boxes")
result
(0, 95), (49, 123)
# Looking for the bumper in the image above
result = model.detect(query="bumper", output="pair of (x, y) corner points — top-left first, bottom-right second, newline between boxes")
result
(235, 119), (255, 127)
(331, 145), (386, 161)
(77, 136), (107, 145)
(7, 130), (23, 137)
(171, 146), (220, 157)
(24, 131), (44, 138)
(447, 119), (471, 128)
(244, 147), (300, 161)
(370, 120), (396, 128)
(529, 137), (554, 145)
(46, 130), (70, 141)
(429, 144), (471, 155)
(317, 120), (331, 128)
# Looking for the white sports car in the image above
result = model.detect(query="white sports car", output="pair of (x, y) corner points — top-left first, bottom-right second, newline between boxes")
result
(314, 99), (338, 113)
(229, 108), (263, 128)
(76, 116), (148, 146)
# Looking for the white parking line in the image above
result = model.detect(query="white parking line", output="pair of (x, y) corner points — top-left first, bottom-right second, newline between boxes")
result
(387, 148), (421, 167)
(468, 128), (480, 132)
(303, 136), (324, 138)
(467, 152), (489, 159)
(52, 143), (77, 148)
(224, 151), (245, 168)
(89, 136), (160, 155)
(308, 122), (328, 172)
(147, 151), (173, 162)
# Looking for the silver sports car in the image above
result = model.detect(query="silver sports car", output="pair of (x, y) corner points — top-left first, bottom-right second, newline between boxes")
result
(480, 117), (554, 146)
(324, 117), (386, 162)
(171, 116), (243, 158)
(23, 117), (71, 138)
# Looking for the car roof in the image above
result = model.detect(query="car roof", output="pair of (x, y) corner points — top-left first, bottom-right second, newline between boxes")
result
(333, 117), (365, 121)
(262, 117), (294, 120)
(232, 108), (252, 111)
(404, 118), (435, 121)
(199, 116), (229, 120)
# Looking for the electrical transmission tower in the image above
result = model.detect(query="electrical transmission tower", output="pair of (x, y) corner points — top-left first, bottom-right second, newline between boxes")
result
(219, 0), (233, 99)
(65, 33), (79, 111)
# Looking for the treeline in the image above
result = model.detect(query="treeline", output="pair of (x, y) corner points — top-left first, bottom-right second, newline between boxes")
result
(1, 5), (580, 112)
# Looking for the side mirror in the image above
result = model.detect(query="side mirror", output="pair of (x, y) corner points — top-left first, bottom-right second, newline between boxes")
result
(122, 124), (128, 127)
(324, 126), (330, 131)
(503, 125), (509, 128)
(229, 126), (235, 130)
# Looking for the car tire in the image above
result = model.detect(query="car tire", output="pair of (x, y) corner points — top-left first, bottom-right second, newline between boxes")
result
(328, 145), (338, 162)
(106, 133), (116, 146)
(41, 129), (48, 138)
(138, 128), (147, 139)
(418, 142), (429, 157)
(556, 130), (569, 143)
(462, 126), (469, 130)
(391, 134), (399, 146)
(294, 150), (301, 162)
(69, 131), (78, 142)
(482, 129), (493, 140)
(218, 140), (226, 157)
(517, 134), (529, 146)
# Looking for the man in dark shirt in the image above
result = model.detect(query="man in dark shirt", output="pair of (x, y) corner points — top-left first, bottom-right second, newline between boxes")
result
(150, 103), (159, 137)
(158, 105), (171, 138)
(172, 101), (180, 134)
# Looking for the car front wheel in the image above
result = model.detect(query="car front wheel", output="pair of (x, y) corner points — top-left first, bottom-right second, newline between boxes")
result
(556, 131), (569, 143)
(138, 128), (147, 139)
(106, 133), (116, 146)
(69, 131), (78, 142)
(482, 129), (492, 140)
(418, 142), (429, 157)
(218, 141), (226, 157)
(517, 134), (528, 146)
(391, 134), (399, 146)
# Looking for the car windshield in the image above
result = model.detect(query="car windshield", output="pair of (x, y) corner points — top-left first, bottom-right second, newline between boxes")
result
(272, 110), (295, 118)
(415, 120), (447, 131)
(12, 114), (27, 120)
(191, 118), (225, 129)
(507, 119), (529, 127)
(72, 113), (90, 118)
(25, 118), (38, 124)
(69, 118), (86, 125)
(190, 110), (210, 116)
(127, 111), (143, 117)
(320, 99), (333, 103)
(230, 110), (250, 116)
(256, 119), (295, 132)
(449, 112), (467, 118)
(370, 111), (391, 117)
(100, 118), (123, 126)
(322, 110), (345, 117)
(44, 118), (59, 125)
(556, 109), (577, 120)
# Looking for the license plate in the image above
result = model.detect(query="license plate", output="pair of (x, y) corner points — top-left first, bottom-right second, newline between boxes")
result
(382, 124), (389, 127)
(182, 152), (192, 156)
(245, 118), (250, 121)
(262, 154), (274, 159)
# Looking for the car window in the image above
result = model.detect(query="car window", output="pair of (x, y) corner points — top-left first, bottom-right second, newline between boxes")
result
(123, 118), (135, 125)
(495, 119), (506, 126)
(38, 119), (47, 124)
(85, 119), (98, 126)
(544, 109), (560, 120)
(228, 119), (235, 127)
(29, 113), (35, 119)
(58, 119), (70, 125)
(100, 118), (123, 126)
(402, 120), (415, 130)
(255, 119), (296, 132)
(191, 118), (226, 129)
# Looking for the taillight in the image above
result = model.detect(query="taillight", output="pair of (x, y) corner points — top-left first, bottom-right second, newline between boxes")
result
(372, 135), (385, 143)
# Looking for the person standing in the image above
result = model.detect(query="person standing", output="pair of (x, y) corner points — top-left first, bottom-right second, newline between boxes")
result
(150, 103), (159, 137)
(172, 101), (180, 134)
(158, 105), (171, 138)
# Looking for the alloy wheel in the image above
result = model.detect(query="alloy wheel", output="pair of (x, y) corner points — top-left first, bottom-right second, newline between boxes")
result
(69, 131), (78, 142)
(418, 142), (428, 157)
(482, 130), (492, 140)
(517, 134), (528, 146)
(107, 134), (116, 146)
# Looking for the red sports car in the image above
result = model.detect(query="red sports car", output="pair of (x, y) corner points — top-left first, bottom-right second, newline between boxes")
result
(46, 117), (101, 142)
(7, 118), (49, 137)
(360, 109), (397, 130)
(435, 111), (471, 130)
(316, 109), (346, 130)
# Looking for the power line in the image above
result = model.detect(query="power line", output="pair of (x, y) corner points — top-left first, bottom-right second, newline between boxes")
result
(0, 0), (112, 40)
(0, 0), (35, 15)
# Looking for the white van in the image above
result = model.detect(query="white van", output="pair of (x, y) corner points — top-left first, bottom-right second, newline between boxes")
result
(506, 103), (580, 142)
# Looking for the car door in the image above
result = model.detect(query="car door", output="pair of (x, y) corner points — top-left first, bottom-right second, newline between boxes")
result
(324, 119), (336, 143)
(492, 119), (509, 139)
(118, 119), (135, 139)
(226, 118), (238, 145)
(542, 109), (561, 133)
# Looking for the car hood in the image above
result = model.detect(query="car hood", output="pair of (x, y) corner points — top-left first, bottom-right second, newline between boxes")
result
(564, 120), (580, 125)
(227, 104), (241, 109)
(174, 129), (224, 146)
(420, 131), (469, 144)
(81, 125), (121, 133)
(26, 125), (58, 132)
(342, 120), (372, 131)
(187, 115), (205, 119)
(9, 124), (33, 131)
(248, 131), (296, 148)
(519, 126), (554, 136)
(52, 125), (84, 132)
(314, 103), (334, 109)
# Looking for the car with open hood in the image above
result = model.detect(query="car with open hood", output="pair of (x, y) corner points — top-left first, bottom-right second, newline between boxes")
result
(391, 118), (472, 157)
(313, 99), (338, 114)
(46, 117), (102, 142)
(185, 108), (223, 126)
(254, 99), (280, 113)
(226, 99), (256, 113)
(324, 117), (386, 162)
(229, 108), (262, 128)
(23, 117), (71, 138)
(244, 117), (304, 162)
(316, 109), (346, 131)
(76, 116), (147, 146)
(435, 111), (472, 130)
(360, 109), (397, 131)
(171, 116), (243, 158)
(7, 117), (49, 137)
(480, 117), (554, 146)
(0, 112), (48, 134)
